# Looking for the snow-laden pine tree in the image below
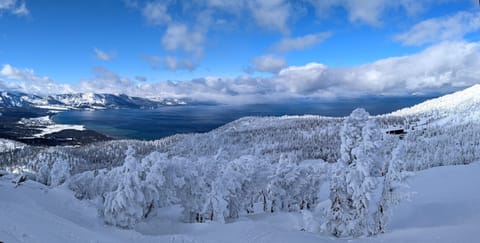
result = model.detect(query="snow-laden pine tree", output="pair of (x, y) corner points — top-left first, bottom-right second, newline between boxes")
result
(201, 155), (270, 223)
(103, 146), (147, 228)
(49, 158), (71, 186)
(373, 140), (412, 234)
(268, 153), (298, 213)
(269, 154), (326, 213)
(326, 108), (378, 237)
(177, 157), (211, 223)
(142, 151), (188, 213)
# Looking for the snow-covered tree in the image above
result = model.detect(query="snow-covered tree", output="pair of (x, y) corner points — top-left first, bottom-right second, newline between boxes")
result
(50, 158), (71, 186)
(139, 151), (190, 217)
(268, 154), (326, 213)
(268, 153), (298, 213)
(200, 155), (271, 223)
(373, 141), (413, 234)
(103, 146), (148, 228)
(326, 108), (378, 237)
(176, 157), (210, 223)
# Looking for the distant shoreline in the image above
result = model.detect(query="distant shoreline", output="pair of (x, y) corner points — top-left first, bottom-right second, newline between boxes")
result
(0, 107), (112, 146)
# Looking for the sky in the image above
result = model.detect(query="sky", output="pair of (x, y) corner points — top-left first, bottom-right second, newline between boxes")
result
(0, 0), (479, 103)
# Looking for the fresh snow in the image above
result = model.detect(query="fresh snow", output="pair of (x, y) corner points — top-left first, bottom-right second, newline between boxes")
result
(1, 162), (479, 243)
(391, 84), (480, 123)
(33, 105), (71, 111)
(17, 116), (86, 138)
(32, 124), (86, 138)
(18, 116), (53, 126)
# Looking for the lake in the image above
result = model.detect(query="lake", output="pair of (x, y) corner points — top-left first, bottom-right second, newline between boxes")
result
(53, 97), (432, 140)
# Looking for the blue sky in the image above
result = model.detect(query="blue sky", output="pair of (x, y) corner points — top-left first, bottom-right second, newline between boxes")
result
(0, 0), (480, 103)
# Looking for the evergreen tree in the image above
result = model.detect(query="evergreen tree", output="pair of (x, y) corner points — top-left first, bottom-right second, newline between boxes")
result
(103, 146), (147, 228)
(327, 108), (378, 237)
(373, 141), (413, 234)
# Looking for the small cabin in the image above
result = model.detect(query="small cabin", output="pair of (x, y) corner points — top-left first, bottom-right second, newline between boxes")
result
(386, 129), (407, 139)
(386, 129), (406, 135)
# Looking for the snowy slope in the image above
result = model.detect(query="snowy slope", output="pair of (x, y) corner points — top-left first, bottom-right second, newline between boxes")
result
(390, 84), (480, 123)
(1, 162), (479, 243)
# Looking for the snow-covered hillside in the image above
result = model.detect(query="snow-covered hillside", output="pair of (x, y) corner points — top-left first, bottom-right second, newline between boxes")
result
(391, 84), (480, 123)
(1, 161), (478, 243)
(1, 85), (480, 242)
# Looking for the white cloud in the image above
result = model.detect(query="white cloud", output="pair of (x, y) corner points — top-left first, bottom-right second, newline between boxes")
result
(129, 0), (294, 67)
(251, 55), (286, 73)
(141, 55), (161, 69)
(141, 54), (197, 71)
(395, 11), (480, 46)
(12, 1), (27, 15)
(0, 0), (29, 16)
(128, 0), (452, 72)
(309, 0), (441, 26)
(248, 0), (291, 33)
(0, 0), (15, 9)
(94, 48), (115, 61)
(341, 41), (480, 92)
(79, 67), (135, 94)
(1, 64), (51, 83)
(0, 64), (72, 94)
(273, 32), (332, 52)
(142, 1), (171, 26)
(97, 41), (480, 103)
(135, 0), (439, 33)
(161, 23), (205, 57)
(162, 56), (196, 71)
(275, 63), (329, 93)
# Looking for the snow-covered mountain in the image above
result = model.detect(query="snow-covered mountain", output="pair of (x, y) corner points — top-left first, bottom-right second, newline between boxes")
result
(0, 91), (44, 108)
(0, 91), (188, 110)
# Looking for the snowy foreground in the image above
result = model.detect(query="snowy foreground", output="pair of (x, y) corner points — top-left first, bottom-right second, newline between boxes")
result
(1, 161), (479, 243)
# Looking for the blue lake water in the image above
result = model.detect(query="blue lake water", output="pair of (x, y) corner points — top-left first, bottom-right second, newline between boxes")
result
(53, 97), (432, 140)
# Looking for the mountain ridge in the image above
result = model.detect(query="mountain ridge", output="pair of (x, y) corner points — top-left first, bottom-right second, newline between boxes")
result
(0, 91), (188, 110)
